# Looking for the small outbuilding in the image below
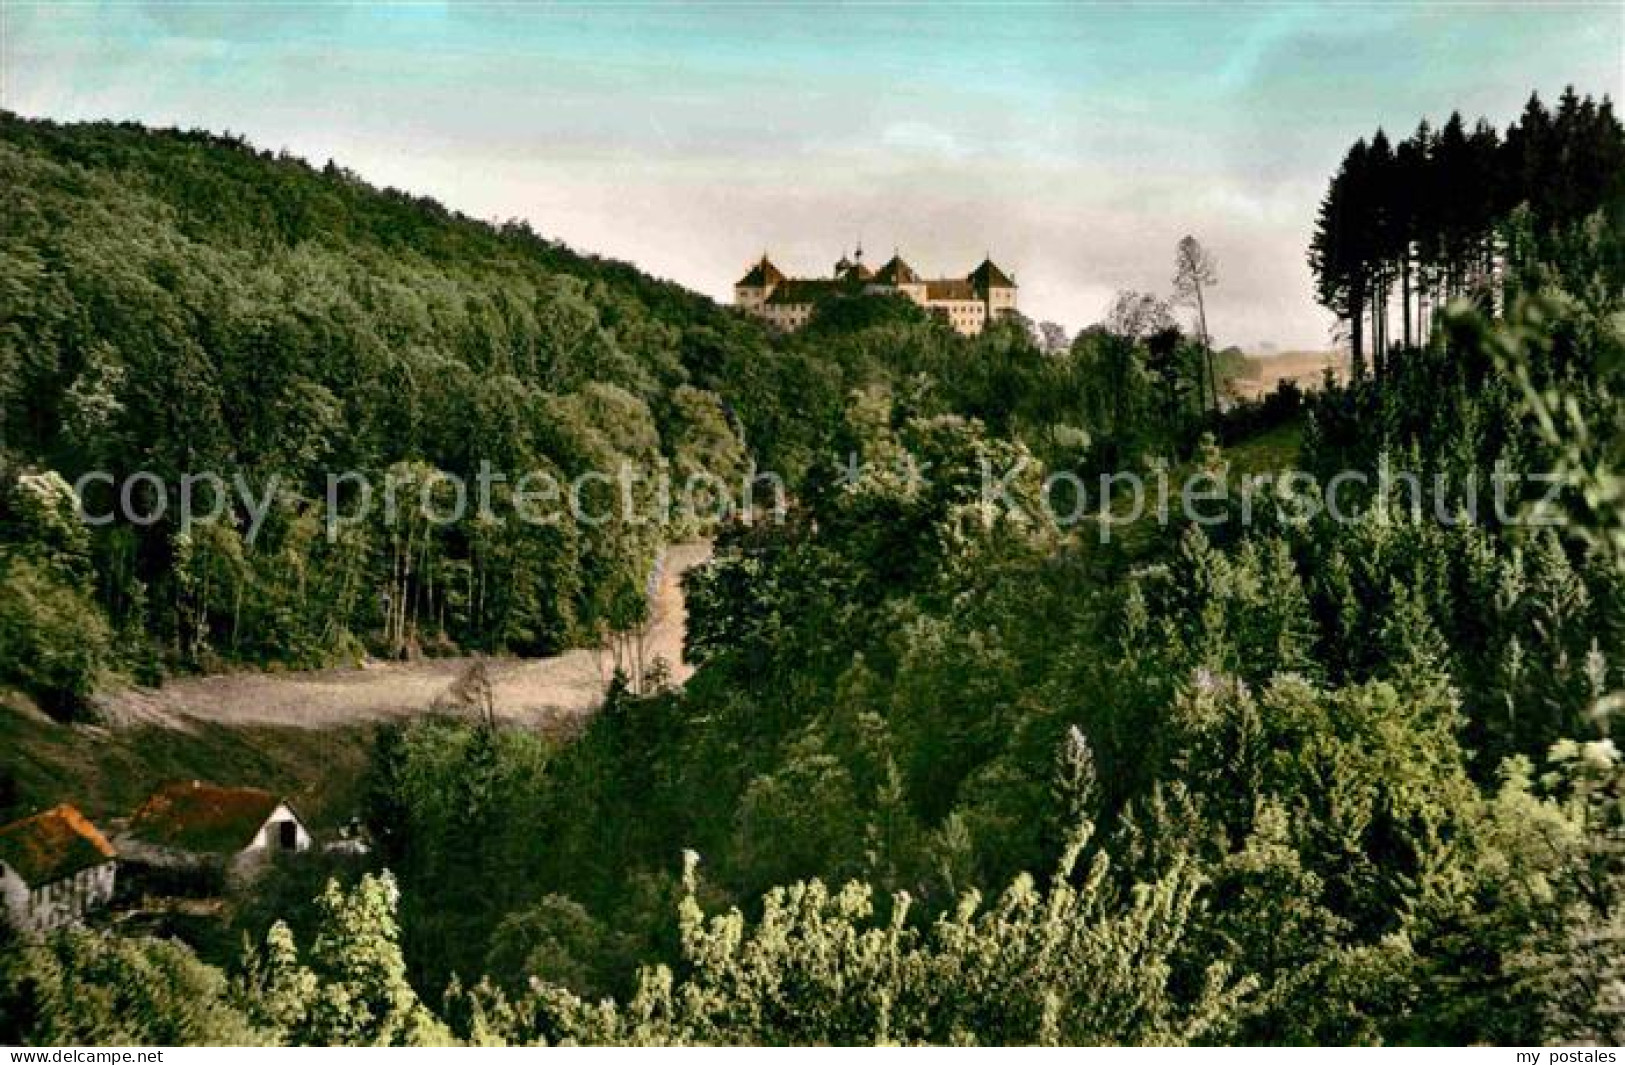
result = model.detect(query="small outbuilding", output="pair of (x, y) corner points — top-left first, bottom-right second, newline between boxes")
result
(0, 804), (118, 933)
(120, 781), (311, 889)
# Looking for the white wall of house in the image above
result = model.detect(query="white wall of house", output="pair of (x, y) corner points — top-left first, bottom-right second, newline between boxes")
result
(759, 303), (812, 331)
(0, 860), (116, 934)
(0, 863), (29, 929)
(244, 803), (311, 857)
(229, 803), (311, 880)
(927, 298), (988, 336)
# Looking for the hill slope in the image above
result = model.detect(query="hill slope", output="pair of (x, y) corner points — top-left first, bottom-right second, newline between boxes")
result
(0, 113), (764, 714)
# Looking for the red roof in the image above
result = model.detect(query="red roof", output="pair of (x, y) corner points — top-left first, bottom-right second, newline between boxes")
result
(736, 255), (786, 288)
(128, 781), (286, 854)
(872, 254), (921, 286)
(0, 804), (116, 886)
(764, 277), (863, 306)
(926, 278), (978, 300)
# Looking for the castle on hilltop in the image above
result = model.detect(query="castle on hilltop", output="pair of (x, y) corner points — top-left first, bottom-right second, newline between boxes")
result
(734, 246), (1017, 336)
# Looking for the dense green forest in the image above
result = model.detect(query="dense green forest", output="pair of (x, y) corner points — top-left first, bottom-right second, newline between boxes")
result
(0, 112), (1249, 719)
(1310, 87), (1625, 370)
(0, 112), (764, 712)
(2, 87), (1623, 1045)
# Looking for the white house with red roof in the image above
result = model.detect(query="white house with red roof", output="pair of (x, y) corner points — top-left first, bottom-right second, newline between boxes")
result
(0, 804), (118, 933)
(118, 780), (310, 884)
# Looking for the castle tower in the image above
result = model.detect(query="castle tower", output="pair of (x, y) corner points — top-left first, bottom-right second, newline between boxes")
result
(872, 252), (927, 304)
(968, 257), (1018, 320)
(735, 253), (785, 310)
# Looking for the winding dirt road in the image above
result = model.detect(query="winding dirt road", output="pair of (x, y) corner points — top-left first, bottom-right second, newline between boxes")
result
(96, 542), (711, 732)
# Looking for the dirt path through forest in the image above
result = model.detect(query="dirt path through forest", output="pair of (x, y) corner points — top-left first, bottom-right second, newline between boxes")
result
(95, 542), (712, 732)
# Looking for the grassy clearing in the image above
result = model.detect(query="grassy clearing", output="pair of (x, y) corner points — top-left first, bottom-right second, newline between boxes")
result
(0, 695), (377, 833)
(1224, 420), (1305, 478)
(1080, 417), (1306, 563)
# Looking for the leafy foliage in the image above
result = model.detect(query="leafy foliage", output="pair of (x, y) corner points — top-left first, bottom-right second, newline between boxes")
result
(1, 93), (1620, 1046)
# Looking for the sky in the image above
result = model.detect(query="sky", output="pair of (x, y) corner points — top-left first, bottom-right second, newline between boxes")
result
(3, 2), (1621, 349)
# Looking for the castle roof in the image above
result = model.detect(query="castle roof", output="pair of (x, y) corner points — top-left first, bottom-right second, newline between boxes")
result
(737, 255), (786, 288)
(968, 258), (1016, 290)
(872, 254), (921, 286)
(926, 278), (978, 301)
(737, 252), (1012, 308)
(0, 804), (116, 887)
(765, 278), (858, 306)
(128, 781), (291, 855)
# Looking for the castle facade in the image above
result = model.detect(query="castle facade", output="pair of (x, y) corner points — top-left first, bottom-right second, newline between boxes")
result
(734, 247), (1017, 336)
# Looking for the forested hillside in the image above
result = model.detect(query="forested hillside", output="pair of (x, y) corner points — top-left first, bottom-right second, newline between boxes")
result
(0, 112), (764, 711)
(1, 91), (1622, 1046)
(0, 112), (1247, 719)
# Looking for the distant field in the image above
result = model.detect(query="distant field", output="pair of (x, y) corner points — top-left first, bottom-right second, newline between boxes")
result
(1230, 350), (1347, 401)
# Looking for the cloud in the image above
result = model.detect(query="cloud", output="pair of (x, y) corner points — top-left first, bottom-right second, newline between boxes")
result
(879, 120), (969, 159)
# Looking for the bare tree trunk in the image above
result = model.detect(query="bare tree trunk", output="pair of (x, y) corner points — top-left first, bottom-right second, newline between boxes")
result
(194, 568), (210, 659)
(1372, 267), (1385, 380)
(1184, 279), (1218, 412)
(1418, 265), (1429, 340)
(1401, 252), (1412, 349)
(1349, 279), (1366, 380)
(1371, 300), (1382, 381)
